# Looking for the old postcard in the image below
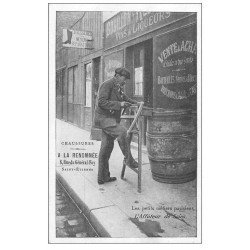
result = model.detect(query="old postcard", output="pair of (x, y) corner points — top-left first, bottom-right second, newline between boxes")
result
(49, 3), (201, 243)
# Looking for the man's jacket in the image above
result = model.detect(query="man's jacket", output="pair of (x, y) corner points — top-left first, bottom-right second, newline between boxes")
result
(94, 77), (137, 129)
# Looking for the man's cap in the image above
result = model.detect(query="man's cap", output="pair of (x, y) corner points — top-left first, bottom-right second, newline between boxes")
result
(115, 67), (131, 79)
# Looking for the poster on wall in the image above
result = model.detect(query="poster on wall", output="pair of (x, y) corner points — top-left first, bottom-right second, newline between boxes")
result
(49, 4), (201, 244)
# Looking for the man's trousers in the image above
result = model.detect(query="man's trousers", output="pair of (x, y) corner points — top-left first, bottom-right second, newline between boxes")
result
(97, 124), (132, 182)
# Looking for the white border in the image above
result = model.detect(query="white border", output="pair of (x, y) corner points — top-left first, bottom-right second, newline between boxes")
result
(49, 3), (202, 244)
(49, 5), (56, 242)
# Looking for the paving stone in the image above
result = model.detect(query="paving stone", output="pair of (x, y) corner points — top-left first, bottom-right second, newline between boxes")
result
(67, 219), (79, 226)
(56, 182), (91, 238)
(76, 232), (88, 237)
(56, 228), (68, 237)
(56, 220), (67, 229)
(56, 199), (66, 205)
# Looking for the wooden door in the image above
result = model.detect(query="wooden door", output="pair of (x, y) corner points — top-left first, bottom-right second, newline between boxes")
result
(133, 40), (153, 144)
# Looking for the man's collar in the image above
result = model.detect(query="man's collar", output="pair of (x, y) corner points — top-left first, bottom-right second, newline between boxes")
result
(113, 77), (122, 88)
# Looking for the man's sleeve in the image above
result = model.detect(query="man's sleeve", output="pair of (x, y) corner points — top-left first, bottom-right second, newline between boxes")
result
(98, 83), (121, 110)
(123, 93), (138, 104)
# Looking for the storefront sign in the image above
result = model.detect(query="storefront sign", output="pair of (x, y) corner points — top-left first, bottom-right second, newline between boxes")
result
(63, 29), (93, 49)
(103, 50), (124, 81)
(104, 12), (192, 49)
(154, 24), (197, 109)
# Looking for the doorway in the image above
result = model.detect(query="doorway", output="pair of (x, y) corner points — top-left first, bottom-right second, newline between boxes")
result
(92, 57), (101, 121)
(125, 39), (153, 144)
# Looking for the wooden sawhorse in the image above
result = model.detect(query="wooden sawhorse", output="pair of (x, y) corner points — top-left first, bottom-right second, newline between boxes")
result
(120, 102), (152, 193)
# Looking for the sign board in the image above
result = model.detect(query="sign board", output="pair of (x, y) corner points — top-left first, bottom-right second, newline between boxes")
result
(154, 24), (197, 110)
(103, 50), (124, 81)
(104, 12), (192, 49)
(62, 29), (93, 49)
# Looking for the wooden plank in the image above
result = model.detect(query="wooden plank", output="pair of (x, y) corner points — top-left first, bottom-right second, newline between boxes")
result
(138, 117), (143, 193)
(141, 109), (153, 116)
(127, 102), (144, 135)
(120, 115), (135, 119)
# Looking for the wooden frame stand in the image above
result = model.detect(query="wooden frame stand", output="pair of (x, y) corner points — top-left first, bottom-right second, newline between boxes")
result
(120, 102), (151, 193)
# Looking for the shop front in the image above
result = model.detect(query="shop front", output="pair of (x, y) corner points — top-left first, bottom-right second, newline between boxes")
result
(56, 12), (103, 132)
(103, 11), (197, 183)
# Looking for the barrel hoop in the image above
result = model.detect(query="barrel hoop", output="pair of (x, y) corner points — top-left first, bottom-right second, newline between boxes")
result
(148, 155), (196, 163)
(152, 171), (196, 178)
(146, 131), (196, 138)
(151, 171), (196, 184)
(151, 109), (197, 117)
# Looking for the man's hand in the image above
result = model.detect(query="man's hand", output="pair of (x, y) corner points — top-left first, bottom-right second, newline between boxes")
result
(121, 101), (132, 108)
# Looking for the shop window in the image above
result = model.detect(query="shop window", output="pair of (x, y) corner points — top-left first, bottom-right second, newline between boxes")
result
(85, 62), (92, 107)
(56, 71), (63, 97)
(62, 69), (66, 97)
(68, 66), (77, 104)
(68, 68), (73, 103)
(133, 47), (144, 96)
(104, 50), (123, 81)
(68, 66), (77, 103)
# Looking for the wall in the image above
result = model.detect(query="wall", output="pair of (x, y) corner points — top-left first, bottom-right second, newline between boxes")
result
(56, 12), (103, 131)
(56, 12), (197, 133)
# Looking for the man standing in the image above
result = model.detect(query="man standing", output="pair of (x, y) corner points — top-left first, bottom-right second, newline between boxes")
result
(94, 67), (139, 184)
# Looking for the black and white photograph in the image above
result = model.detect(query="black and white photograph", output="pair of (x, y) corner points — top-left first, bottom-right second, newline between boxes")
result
(2, 0), (250, 249)
(49, 3), (201, 243)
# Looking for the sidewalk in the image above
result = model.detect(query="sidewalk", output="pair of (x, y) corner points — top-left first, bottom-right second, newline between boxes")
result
(56, 119), (197, 238)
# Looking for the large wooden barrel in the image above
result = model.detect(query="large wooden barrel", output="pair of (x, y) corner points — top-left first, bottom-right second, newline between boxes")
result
(146, 109), (196, 184)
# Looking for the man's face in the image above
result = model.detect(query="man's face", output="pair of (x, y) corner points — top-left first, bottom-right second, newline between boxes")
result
(116, 75), (127, 85)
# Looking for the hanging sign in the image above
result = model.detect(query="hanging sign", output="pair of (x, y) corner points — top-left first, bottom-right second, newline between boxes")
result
(104, 12), (192, 49)
(62, 29), (93, 49)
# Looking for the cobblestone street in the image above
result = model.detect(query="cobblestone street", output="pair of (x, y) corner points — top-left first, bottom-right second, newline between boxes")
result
(56, 181), (98, 238)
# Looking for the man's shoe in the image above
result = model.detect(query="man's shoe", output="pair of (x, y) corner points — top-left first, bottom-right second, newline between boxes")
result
(106, 177), (117, 182)
(98, 177), (117, 184)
